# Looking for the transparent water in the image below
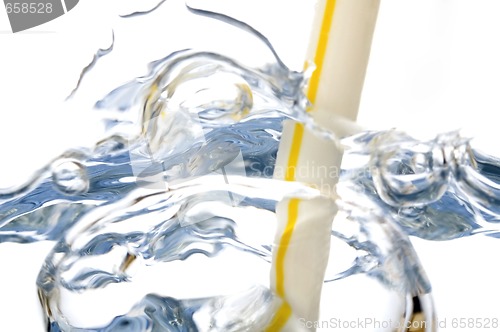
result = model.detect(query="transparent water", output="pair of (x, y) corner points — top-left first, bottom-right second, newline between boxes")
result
(1, 2), (500, 331)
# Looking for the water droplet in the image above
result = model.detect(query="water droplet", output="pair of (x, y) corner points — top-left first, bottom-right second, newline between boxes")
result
(51, 160), (89, 195)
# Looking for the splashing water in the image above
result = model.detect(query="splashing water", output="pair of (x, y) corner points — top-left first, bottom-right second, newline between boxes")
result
(2, 2), (500, 331)
(36, 176), (436, 331)
(341, 130), (500, 240)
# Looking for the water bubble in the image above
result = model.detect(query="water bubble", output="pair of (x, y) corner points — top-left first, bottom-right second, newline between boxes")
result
(51, 159), (89, 195)
(143, 61), (254, 144)
(370, 132), (451, 207)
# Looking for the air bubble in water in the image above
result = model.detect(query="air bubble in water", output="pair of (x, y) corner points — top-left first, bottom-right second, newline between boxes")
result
(51, 159), (89, 195)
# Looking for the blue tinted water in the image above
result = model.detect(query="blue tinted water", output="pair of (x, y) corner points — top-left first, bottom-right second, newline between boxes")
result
(2, 2), (499, 331)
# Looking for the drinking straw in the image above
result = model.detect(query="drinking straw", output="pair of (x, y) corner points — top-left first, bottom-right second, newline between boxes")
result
(267, 0), (380, 329)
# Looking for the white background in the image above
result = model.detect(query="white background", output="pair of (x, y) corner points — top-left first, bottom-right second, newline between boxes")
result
(1, 0), (500, 331)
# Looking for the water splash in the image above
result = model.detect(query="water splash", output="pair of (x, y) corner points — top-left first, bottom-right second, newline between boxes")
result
(2, 2), (500, 331)
(119, 0), (168, 19)
(36, 175), (435, 331)
(66, 31), (115, 100)
(341, 130), (500, 240)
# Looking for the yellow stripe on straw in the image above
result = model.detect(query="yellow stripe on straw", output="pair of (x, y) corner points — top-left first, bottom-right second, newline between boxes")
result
(275, 198), (301, 297)
(284, 123), (305, 182)
(306, 0), (337, 105)
(266, 198), (300, 332)
(265, 301), (292, 331)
